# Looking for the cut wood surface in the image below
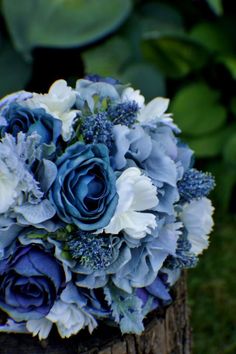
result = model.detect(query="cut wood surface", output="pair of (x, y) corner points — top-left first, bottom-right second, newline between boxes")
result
(0, 272), (191, 354)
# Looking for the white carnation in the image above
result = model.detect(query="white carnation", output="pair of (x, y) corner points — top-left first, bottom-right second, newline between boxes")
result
(180, 197), (214, 255)
(0, 170), (18, 213)
(46, 300), (97, 338)
(104, 167), (158, 239)
(26, 318), (52, 340)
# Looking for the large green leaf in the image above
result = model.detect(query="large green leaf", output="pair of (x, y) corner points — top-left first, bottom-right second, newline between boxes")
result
(120, 63), (166, 100)
(171, 83), (227, 136)
(218, 55), (236, 79)
(190, 23), (234, 53)
(2, 0), (132, 58)
(223, 133), (236, 166)
(142, 35), (208, 78)
(0, 41), (32, 97)
(206, 0), (223, 15)
(140, 2), (183, 35)
(208, 161), (236, 212)
(185, 127), (232, 158)
(82, 36), (131, 78)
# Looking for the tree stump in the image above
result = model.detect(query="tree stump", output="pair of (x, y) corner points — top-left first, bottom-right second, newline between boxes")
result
(0, 272), (191, 354)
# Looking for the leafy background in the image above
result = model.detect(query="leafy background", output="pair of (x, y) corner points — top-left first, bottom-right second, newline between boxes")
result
(0, 0), (236, 352)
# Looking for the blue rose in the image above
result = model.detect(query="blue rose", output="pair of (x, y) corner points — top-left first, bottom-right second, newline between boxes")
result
(0, 103), (62, 145)
(50, 142), (118, 231)
(0, 245), (65, 321)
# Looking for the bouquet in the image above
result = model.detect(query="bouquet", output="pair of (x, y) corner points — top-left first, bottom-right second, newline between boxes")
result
(0, 75), (214, 339)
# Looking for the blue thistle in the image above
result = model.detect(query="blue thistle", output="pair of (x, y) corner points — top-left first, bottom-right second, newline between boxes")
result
(178, 168), (215, 202)
(165, 231), (198, 269)
(80, 112), (114, 149)
(66, 231), (113, 270)
(107, 101), (139, 128)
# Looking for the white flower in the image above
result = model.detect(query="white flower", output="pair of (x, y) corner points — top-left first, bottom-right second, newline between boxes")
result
(46, 300), (97, 338)
(23, 80), (79, 141)
(137, 97), (179, 131)
(103, 167), (158, 239)
(121, 87), (145, 108)
(180, 197), (214, 255)
(26, 318), (52, 340)
(0, 168), (18, 213)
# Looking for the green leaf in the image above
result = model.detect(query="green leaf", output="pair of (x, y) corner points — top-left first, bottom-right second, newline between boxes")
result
(185, 125), (236, 158)
(82, 36), (131, 78)
(142, 35), (208, 78)
(120, 63), (166, 100)
(171, 83), (227, 136)
(140, 2), (183, 35)
(207, 161), (236, 212)
(206, 0), (223, 15)
(231, 98), (236, 116)
(217, 55), (236, 79)
(104, 284), (144, 335)
(0, 41), (32, 97)
(190, 23), (233, 53)
(2, 0), (132, 58)
(223, 134), (236, 166)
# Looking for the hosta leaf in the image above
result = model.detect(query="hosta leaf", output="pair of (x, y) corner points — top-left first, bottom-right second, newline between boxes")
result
(185, 125), (235, 158)
(142, 35), (208, 78)
(171, 83), (227, 136)
(218, 55), (236, 79)
(120, 63), (166, 100)
(190, 23), (233, 53)
(206, 0), (223, 15)
(2, 0), (132, 58)
(0, 41), (31, 96)
(223, 133), (236, 166)
(82, 36), (131, 78)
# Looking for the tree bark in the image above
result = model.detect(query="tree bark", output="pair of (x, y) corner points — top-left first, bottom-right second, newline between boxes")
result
(0, 272), (191, 354)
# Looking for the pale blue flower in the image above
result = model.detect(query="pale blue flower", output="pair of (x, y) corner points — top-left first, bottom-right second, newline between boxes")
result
(0, 133), (57, 247)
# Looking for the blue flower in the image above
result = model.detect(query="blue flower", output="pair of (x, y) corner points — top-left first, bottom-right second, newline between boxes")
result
(66, 231), (114, 270)
(0, 103), (62, 145)
(107, 101), (139, 127)
(84, 74), (120, 85)
(178, 168), (215, 202)
(80, 112), (114, 149)
(0, 133), (58, 249)
(50, 142), (118, 231)
(0, 244), (65, 322)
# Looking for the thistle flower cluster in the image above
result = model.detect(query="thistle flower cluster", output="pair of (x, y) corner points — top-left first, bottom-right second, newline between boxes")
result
(0, 76), (214, 339)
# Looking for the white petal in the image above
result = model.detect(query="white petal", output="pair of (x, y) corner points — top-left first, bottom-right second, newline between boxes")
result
(180, 197), (214, 255)
(26, 318), (52, 340)
(121, 87), (145, 107)
(138, 97), (169, 124)
(0, 175), (18, 213)
(104, 167), (158, 239)
(131, 175), (158, 211)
